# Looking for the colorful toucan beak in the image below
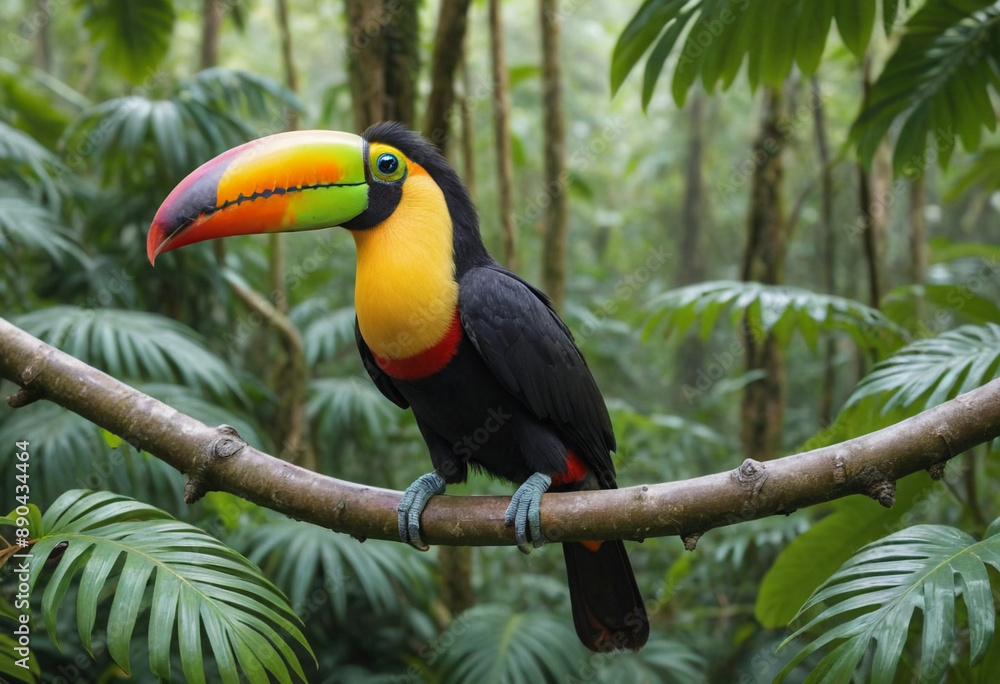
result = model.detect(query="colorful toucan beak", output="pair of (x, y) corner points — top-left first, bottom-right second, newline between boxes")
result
(147, 130), (370, 264)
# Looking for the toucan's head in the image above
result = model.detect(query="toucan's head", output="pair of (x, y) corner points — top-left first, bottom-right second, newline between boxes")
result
(147, 122), (486, 269)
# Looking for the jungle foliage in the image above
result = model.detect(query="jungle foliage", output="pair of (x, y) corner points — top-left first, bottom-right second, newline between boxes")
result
(0, 1), (999, 682)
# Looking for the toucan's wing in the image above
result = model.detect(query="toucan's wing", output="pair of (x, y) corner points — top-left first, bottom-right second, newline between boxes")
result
(355, 318), (409, 409)
(458, 265), (615, 481)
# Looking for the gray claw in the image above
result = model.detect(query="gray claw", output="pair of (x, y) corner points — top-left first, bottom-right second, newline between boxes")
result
(504, 473), (552, 554)
(397, 472), (446, 551)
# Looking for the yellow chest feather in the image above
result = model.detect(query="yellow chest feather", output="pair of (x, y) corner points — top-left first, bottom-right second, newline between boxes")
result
(351, 173), (459, 360)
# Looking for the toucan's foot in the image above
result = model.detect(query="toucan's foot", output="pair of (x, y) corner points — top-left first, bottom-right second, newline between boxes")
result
(397, 471), (446, 551)
(504, 472), (552, 554)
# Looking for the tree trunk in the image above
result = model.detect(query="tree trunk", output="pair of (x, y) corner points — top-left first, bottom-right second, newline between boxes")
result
(675, 89), (707, 390)
(422, 0), (472, 155)
(275, 0), (299, 131)
(539, 0), (567, 312)
(200, 0), (223, 70)
(32, 0), (53, 72)
(490, 0), (517, 271)
(811, 76), (837, 425)
(344, 0), (420, 131)
(458, 46), (477, 199)
(857, 56), (889, 309)
(909, 175), (927, 285)
(740, 86), (788, 462)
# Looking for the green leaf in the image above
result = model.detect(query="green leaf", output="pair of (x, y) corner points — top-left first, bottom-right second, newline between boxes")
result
(101, 429), (124, 449)
(307, 377), (400, 448)
(28, 490), (313, 683)
(644, 281), (906, 358)
(641, 9), (696, 110)
(0, 632), (40, 683)
(78, 0), (176, 83)
(13, 307), (246, 404)
(833, 0), (877, 57)
(927, 238), (1000, 265)
(435, 604), (582, 683)
(947, 146), (1000, 198)
(300, 306), (357, 366)
(882, 284), (1000, 331)
(235, 516), (434, 621)
(851, 0), (1000, 174)
(756, 474), (931, 628)
(777, 522), (1000, 683)
(611, 0), (687, 95)
(0, 194), (84, 266)
(62, 68), (297, 191)
(844, 323), (1000, 415)
(794, 0), (836, 75)
(0, 120), (65, 204)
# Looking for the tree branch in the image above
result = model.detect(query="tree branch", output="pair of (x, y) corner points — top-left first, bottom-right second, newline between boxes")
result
(2, 316), (999, 547)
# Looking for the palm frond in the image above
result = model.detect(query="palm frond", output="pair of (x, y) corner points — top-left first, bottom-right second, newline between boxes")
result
(12, 307), (246, 403)
(62, 67), (300, 191)
(611, 1), (914, 107)
(844, 323), (1000, 415)
(0, 57), (85, 148)
(595, 634), (706, 683)
(307, 377), (399, 446)
(184, 68), (302, 121)
(0, 196), (83, 265)
(27, 490), (313, 683)
(61, 96), (250, 189)
(948, 146), (1000, 197)
(78, 0), (176, 83)
(433, 604), (582, 684)
(777, 521), (1000, 683)
(851, 1), (1000, 174)
(0, 121), (63, 203)
(0, 631), (40, 683)
(301, 306), (357, 366)
(644, 281), (906, 357)
(235, 517), (434, 621)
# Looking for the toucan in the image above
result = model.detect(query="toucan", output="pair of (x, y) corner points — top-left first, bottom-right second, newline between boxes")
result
(147, 122), (649, 652)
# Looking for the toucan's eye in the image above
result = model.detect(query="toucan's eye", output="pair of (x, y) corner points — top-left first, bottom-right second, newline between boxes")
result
(377, 154), (398, 175)
(370, 148), (406, 182)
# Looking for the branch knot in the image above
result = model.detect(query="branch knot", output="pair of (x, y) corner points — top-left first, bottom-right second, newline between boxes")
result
(213, 425), (246, 460)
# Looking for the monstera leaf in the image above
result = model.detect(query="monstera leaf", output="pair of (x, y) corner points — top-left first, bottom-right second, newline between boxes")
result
(777, 521), (1000, 683)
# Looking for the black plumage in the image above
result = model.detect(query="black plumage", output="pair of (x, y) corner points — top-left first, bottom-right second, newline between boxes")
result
(354, 123), (648, 652)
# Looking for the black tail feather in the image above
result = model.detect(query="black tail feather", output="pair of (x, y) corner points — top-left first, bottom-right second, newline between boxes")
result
(562, 540), (649, 652)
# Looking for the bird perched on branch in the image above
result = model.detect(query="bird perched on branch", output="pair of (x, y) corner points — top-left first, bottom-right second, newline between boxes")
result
(147, 122), (648, 652)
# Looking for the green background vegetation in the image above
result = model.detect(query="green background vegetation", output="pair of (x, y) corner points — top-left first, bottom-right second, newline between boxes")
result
(1, 1), (999, 682)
